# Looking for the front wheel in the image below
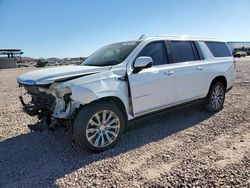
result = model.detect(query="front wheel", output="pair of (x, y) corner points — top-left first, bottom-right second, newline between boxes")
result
(73, 101), (125, 152)
(205, 82), (226, 112)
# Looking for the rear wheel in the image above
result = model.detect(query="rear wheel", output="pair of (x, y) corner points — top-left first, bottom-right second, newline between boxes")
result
(73, 101), (125, 152)
(205, 82), (225, 112)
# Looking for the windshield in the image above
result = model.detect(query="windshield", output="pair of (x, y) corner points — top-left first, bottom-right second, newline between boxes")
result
(82, 41), (140, 66)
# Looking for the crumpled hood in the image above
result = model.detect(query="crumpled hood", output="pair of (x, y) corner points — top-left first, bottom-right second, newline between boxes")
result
(17, 65), (111, 85)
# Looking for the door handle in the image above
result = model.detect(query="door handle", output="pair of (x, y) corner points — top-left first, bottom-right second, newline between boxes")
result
(197, 66), (204, 71)
(164, 70), (175, 76)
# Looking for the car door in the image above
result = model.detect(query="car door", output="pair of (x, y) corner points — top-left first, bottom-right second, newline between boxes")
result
(128, 41), (176, 116)
(167, 40), (206, 102)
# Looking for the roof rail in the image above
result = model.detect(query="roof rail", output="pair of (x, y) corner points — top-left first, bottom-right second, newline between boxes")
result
(138, 35), (221, 42)
(138, 35), (146, 40)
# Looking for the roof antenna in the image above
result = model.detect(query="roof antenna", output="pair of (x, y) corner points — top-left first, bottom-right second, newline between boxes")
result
(139, 34), (146, 40)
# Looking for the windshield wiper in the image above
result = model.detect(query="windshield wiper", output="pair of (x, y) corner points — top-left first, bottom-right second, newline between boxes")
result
(83, 60), (119, 66)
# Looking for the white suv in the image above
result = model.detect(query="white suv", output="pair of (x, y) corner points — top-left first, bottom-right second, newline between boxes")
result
(17, 36), (235, 152)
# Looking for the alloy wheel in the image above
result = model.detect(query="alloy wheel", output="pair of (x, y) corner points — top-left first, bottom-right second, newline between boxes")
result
(211, 85), (224, 109)
(86, 110), (120, 148)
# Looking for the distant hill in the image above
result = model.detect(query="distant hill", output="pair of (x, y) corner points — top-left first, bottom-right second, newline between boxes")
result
(21, 57), (36, 62)
(19, 57), (86, 67)
(46, 57), (60, 62)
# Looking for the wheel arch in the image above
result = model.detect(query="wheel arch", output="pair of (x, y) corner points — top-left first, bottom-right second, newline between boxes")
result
(69, 85), (130, 121)
(207, 75), (227, 96)
(99, 96), (128, 122)
(78, 96), (129, 122)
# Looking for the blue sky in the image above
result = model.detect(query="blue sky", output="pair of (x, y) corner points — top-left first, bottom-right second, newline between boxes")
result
(0, 0), (249, 58)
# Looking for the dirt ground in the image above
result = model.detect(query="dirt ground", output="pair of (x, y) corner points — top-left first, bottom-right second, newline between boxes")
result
(0, 58), (249, 187)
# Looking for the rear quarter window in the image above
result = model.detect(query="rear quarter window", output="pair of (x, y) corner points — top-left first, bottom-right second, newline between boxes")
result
(205, 42), (232, 57)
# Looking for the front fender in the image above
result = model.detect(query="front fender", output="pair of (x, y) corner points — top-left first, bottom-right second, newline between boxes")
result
(69, 86), (131, 119)
(70, 87), (97, 104)
(63, 70), (131, 118)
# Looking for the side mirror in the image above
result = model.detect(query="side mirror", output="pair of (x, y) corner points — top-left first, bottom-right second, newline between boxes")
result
(133, 56), (153, 73)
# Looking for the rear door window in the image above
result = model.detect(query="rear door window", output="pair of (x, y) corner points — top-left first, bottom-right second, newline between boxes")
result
(138, 41), (168, 66)
(205, 42), (232, 57)
(169, 41), (198, 63)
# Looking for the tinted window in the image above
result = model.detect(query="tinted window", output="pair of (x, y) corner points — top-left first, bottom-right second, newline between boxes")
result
(138, 41), (168, 66)
(205, 42), (232, 57)
(170, 41), (197, 63)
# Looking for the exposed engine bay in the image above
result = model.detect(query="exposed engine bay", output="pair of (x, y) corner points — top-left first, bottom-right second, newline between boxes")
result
(19, 83), (80, 132)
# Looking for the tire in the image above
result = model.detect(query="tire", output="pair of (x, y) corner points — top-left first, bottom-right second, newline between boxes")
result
(73, 101), (125, 152)
(205, 82), (226, 112)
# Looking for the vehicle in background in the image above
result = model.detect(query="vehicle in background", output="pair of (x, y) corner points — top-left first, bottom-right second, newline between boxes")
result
(246, 48), (250, 55)
(17, 36), (235, 152)
(36, 59), (49, 67)
(233, 51), (247, 58)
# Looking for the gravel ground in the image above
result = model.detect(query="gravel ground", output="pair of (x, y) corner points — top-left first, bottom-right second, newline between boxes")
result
(0, 58), (250, 187)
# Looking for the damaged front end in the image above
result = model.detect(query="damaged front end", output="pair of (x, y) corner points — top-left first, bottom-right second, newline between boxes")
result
(19, 83), (80, 132)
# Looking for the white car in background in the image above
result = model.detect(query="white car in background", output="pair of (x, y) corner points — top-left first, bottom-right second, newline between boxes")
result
(17, 36), (235, 152)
